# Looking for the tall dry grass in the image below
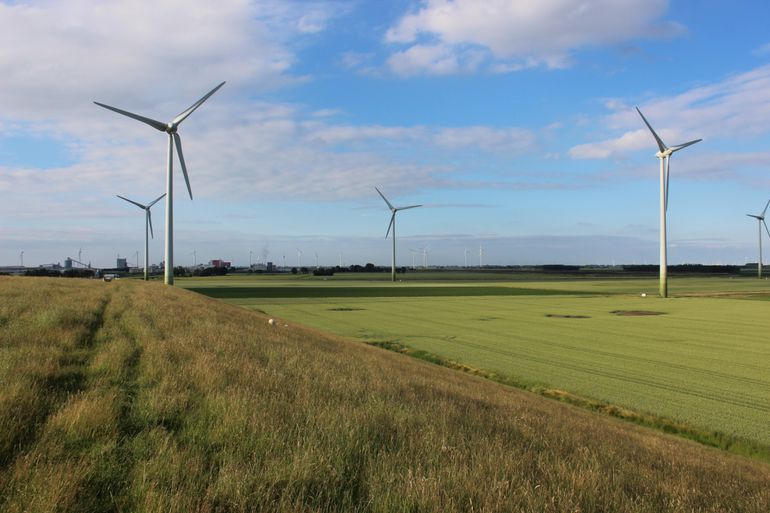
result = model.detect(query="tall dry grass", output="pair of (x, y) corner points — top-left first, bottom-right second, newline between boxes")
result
(1, 276), (769, 512)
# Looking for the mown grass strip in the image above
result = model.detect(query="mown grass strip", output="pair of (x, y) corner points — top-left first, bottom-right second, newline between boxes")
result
(189, 285), (594, 299)
(366, 339), (770, 464)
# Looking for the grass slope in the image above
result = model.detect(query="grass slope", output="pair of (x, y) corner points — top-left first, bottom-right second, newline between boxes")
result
(2, 276), (770, 512)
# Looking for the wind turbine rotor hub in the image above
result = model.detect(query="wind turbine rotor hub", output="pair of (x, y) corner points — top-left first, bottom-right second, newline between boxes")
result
(166, 123), (177, 133)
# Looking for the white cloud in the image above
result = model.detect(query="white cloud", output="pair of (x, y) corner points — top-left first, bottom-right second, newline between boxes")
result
(570, 64), (770, 160)
(0, 0), (338, 122)
(384, 0), (680, 75)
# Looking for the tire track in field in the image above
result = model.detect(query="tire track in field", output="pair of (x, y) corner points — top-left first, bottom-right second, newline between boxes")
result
(0, 290), (113, 476)
(74, 285), (143, 513)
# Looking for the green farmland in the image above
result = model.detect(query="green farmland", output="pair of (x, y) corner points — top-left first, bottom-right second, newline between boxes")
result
(184, 273), (770, 451)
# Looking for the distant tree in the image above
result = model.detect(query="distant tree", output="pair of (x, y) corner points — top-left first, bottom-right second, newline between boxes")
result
(291, 267), (298, 275)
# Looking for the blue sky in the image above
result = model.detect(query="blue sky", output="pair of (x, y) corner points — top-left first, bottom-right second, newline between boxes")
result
(2, 0), (770, 268)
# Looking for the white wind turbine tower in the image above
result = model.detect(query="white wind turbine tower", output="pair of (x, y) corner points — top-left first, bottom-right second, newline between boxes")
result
(636, 107), (702, 298)
(479, 245), (484, 268)
(314, 252), (319, 269)
(95, 81), (226, 285)
(746, 198), (770, 279)
(464, 246), (469, 267)
(409, 248), (419, 269)
(296, 248), (302, 268)
(19, 251), (24, 267)
(116, 193), (166, 281)
(376, 187), (422, 282)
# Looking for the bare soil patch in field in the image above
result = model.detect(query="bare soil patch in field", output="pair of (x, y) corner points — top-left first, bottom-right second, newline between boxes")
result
(610, 310), (666, 316)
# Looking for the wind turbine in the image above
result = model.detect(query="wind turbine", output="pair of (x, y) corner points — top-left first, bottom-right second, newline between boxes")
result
(95, 81), (225, 285)
(409, 248), (419, 268)
(747, 199), (770, 278)
(296, 248), (302, 268)
(314, 252), (319, 269)
(479, 245), (484, 267)
(636, 107), (702, 298)
(376, 187), (422, 282)
(19, 251), (24, 267)
(116, 193), (166, 281)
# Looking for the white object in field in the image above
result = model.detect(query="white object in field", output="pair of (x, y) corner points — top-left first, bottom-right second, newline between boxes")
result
(268, 319), (275, 326)
(641, 293), (647, 297)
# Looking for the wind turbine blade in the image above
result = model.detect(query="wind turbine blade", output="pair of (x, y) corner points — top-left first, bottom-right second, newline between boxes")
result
(385, 212), (395, 238)
(116, 194), (147, 210)
(375, 186), (395, 210)
(663, 155), (671, 212)
(763, 219), (770, 240)
(635, 107), (667, 153)
(397, 204), (422, 211)
(148, 210), (155, 239)
(94, 102), (167, 132)
(748, 214), (761, 219)
(670, 139), (702, 152)
(147, 193), (167, 208)
(172, 81), (226, 125)
(173, 133), (193, 200)
(762, 198), (770, 218)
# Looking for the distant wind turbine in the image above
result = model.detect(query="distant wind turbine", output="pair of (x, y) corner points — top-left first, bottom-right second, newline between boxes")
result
(409, 248), (419, 268)
(376, 187), (422, 282)
(116, 193), (166, 281)
(314, 252), (319, 269)
(95, 81), (226, 285)
(296, 248), (302, 268)
(636, 107), (702, 298)
(20, 251), (24, 267)
(479, 245), (484, 267)
(747, 198), (770, 278)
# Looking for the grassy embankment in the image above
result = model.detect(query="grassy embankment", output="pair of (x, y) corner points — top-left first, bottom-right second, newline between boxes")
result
(2, 276), (770, 512)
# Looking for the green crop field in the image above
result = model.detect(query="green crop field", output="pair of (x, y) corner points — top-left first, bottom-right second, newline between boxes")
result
(183, 273), (770, 450)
